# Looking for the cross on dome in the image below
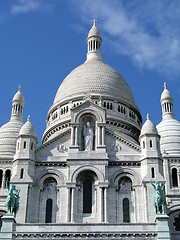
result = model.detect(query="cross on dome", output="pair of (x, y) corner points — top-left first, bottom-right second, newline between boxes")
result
(18, 84), (22, 92)
(164, 82), (167, 89)
(92, 18), (97, 26)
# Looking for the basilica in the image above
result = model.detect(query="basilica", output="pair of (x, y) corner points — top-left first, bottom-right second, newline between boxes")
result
(0, 22), (179, 240)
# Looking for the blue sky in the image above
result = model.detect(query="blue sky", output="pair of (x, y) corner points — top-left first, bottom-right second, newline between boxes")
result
(0, 0), (180, 144)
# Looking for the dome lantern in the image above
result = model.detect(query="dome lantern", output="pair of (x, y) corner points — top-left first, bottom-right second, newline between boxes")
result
(86, 19), (102, 61)
(11, 84), (24, 121)
(160, 82), (174, 120)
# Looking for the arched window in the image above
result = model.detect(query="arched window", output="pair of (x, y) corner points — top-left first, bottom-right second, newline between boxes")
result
(123, 198), (130, 223)
(45, 198), (53, 223)
(23, 141), (26, 149)
(83, 179), (92, 213)
(4, 170), (11, 189)
(20, 169), (24, 179)
(150, 140), (153, 148)
(172, 168), (178, 187)
(151, 167), (155, 178)
(0, 170), (3, 188)
(31, 143), (33, 150)
(143, 141), (145, 149)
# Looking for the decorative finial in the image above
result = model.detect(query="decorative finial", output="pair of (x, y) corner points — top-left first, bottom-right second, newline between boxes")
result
(164, 82), (167, 89)
(18, 84), (21, 92)
(146, 114), (150, 120)
(27, 115), (30, 122)
(92, 18), (97, 26)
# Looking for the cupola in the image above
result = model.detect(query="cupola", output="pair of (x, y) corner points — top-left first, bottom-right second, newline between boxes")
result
(139, 114), (161, 158)
(86, 19), (102, 61)
(157, 83), (180, 155)
(140, 114), (163, 182)
(0, 86), (24, 157)
(15, 116), (37, 160)
(11, 85), (24, 121)
(160, 82), (174, 120)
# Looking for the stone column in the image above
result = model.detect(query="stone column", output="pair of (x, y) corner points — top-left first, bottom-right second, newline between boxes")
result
(67, 188), (71, 222)
(69, 124), (79, 152)
(71, 126), (75, 145)
(143, 183), (148, 222)
(71, 187), (75, 222)
(99, 182), (109, 222)
(98, 126), (101, 146)
(75, 125), (79, 146)
(100, 187), (104, 222)
(104, 187), (108, 222)
(66, 183), (76, 222)
(102, 124), (105, 146)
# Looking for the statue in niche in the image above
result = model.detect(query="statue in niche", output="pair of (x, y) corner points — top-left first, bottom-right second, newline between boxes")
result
(83, 122), (94, 151)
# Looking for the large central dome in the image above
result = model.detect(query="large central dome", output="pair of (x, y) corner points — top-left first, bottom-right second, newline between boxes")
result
(42, 22), (142, 144)
(54, 60), (135, 106)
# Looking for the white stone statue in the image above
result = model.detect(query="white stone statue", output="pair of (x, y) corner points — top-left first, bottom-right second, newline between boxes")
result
(83, 122), (94, 151)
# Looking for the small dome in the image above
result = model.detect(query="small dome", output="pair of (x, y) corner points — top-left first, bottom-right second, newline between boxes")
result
(19, 116), (36, 138)
(12, 85), (24, 107)
(157, 118), (180, 155)
(87, 21), (101, 40)
(161, 82), (173, 102)
(0, 120), (23, 156)
(141, 114), (158, 136)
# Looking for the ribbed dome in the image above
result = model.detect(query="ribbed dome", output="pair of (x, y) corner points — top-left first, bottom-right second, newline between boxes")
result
(19, 116), (36, 138)
(12, 85), (24, 107)
(157, 118), (180, 155)
(0, 120), (23, 156)
(53, 60), (135, 106)
(0, 86), (24, 156)
(157, 83), (180, 154)
(141, 114), (158, 136)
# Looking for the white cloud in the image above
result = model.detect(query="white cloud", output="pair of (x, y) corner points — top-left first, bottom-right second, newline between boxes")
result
(11, 0), (41, 15)
(71, 0), (180, 79)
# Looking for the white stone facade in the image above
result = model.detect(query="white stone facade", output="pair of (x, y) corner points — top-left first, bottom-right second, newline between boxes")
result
(0, 23), (179, 240)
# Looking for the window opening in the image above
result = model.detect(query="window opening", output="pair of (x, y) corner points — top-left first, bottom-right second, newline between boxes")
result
(83, 179), (92, 213)
(151, 167), (155, 178)
(45, 198), (53, 223)
(172, 168), (178, 187)
(0, 170), (3, 188)
(20, 169), (24, 179)
(5, 170), (11, 189)
(150, 140), (153, 148)
(23, 141), (26, 149)
(123, 198), (130, 223)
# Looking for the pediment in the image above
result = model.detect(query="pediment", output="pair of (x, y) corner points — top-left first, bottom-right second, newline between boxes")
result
(35, 131), (70, 158)
(105, 129), (141, 160)
(71, 100), (106, 123)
